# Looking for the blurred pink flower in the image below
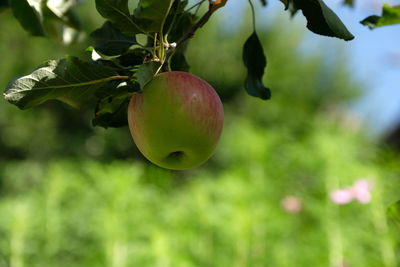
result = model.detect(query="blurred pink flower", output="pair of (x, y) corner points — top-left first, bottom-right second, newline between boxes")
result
(351, 179), (373, 204)
(330, 178), (373, 205)
(330, 189), (353, 205)
(281, 196), (303, 213)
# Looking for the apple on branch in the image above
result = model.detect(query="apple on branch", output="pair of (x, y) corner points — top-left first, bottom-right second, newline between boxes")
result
(128, 72), (224, 170)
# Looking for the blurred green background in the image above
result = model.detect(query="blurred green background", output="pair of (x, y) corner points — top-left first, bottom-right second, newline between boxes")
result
(0, 1), (399, 266)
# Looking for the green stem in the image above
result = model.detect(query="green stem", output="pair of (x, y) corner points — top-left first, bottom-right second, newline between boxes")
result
(159, 34), (165, 64)
(153, 33), (158, 60)
(247, 0), (256, 32)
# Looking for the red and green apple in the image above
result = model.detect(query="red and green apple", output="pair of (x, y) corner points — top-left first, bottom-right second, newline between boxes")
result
(128, 71), (224, 170)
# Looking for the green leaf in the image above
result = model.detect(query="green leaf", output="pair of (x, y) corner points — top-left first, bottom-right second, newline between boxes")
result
(92, 99), (129, 128)
(4, 56), (128, 109)
(43, 0), (81, 30)
(93, 81), (140, 128)
(387, 200), (400, 232)
(360, 4), (400, 29)
(95, 0), (142, 35)
(167, 10), (196, 41)
(279, 0), (289, 10)
(170, 48), (190, 72)
(134, 0), (174, 32)
(242, 32), (271, 100)
(292, 0), (354, 41)
(135, 61), (162, 89)
(91, 21), (137, 56)
(167, 11), (196, 72)
(10, 0), (45, 36)
(117, 49), (150, 69)
(164, 0), (192, 39)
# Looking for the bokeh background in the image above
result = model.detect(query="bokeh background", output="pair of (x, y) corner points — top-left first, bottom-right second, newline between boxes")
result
(0, 0), (399, 266)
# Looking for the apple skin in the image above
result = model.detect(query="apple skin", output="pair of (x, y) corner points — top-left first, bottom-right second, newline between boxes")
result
(128, 71), (224, 170)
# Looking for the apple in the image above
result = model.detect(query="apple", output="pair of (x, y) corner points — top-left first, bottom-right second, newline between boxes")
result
(128, 71), (224, 170)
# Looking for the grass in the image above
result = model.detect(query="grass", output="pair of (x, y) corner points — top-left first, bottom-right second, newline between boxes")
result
(0, 114), (399, 267)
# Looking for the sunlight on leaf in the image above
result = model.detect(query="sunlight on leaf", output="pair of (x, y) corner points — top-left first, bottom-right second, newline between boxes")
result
(9, 0), (45, 36)
(4, 57), (126, 109)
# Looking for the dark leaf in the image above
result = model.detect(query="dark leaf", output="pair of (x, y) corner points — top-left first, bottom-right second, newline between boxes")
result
(4, 56), (127, 109)
(91, 21), (137, 56)
(95, 0), (142, 35)
(170, 48), (190, 72)
(92, 99), (129, 128)
(387, 200), (400, 232)
(167, 11), (196, 72)
(10, 0), (45, 36)
(242, 32), (271, 100)
(293, 0), (354, 41)
(117, 49), (149, 68)
(134, 0), (174, 32)
(93, 81), (140, 128)
(260, 0), (268, 7)
(135, 61), (162, 89)
(360, 16), (380, 29)
(0, 0), (9, 11)
(361, 4), (400, 29)
(164, 0), (191, 38)
(279, 0), (289, 10)
(0, 0), (8, 7)
(167, 10), (196, 41)
(45, 0), (81, 29)
(288, 2), (300, 16)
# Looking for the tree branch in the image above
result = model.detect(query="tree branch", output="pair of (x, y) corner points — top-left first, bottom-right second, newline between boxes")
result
(167, 0), (228, 55)
(174, 9), (213, 49)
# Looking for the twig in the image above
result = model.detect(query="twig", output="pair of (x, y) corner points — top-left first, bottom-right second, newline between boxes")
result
(167, 0), (228, 56)
(174, 9), (213, 50)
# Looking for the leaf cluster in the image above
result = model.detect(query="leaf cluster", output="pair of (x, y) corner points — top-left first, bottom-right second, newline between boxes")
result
(5, 0), (80, 41)
(4, 0), (198, 128)
(2, 0), (400, 129)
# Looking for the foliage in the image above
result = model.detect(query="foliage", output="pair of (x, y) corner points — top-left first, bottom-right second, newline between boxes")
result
(286, 0), (354, 41)
(0, 9), (359, 161)
(7, 0), (80, 39)
(5, 56), (126, 109)
(361, 4), (400, 29)
(1, 0), (399, 127)
(242, 32), (271, 100)
(2, 0), (398, 129)
(0, 2), (400, 264)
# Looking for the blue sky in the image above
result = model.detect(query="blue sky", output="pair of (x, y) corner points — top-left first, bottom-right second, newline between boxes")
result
(224, 0), (400, 136)
(336, 1), (400, 135)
